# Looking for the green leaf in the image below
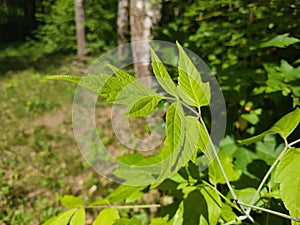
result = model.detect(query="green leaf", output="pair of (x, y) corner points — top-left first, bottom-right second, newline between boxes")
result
(45, 74), (82, 83)
(60, 195), (84, 208)
(164, 102), (185, 155)
(173, 202), (184, 225)
(197, 121), (214, 163)
(93, 208), (120, 225)
(260, 33), (300, 48)
(182, 185), (222, 225)
(176, 41), (210, 107)
(158, 102), (185, 179)
(219, 203), (239, 224)
(125, 95), (163, 117)
(239, 108), (300, 145)
(150, 47), (179, 97)
(102, 185), (146, 204)
(112, 217), (142, 225)
(42, 209), (77, 225)
(42, 217), (57, 225)
(275, 148), (300, 223)
(70, 208), (86, 225)
(46, 74), (111, 95)
(149, 216), (169, 225)
(209, 151), (242, 185)
(200, 186), (222, 225)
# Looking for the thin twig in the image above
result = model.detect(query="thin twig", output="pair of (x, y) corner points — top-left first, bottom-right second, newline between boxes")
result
(86, 204), (161, 209)
(223, 215), (248, 225)
(202, 180), (241, 212)
(199, 117), (254, 223)
(239, 201), (300, 222)
(289, 138), (300, 147)
(246, 144), (289, 215)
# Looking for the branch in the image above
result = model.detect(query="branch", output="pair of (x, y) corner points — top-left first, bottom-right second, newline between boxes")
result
(86, 204), (161, 209)
(246, 143), (289, 215)
(199, 117), (254, 223)
(239, 201), (300, 222)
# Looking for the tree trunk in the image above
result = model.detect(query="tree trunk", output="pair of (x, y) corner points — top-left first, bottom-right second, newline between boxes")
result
(74, 0), (87, 58)
(129, 0), (161, 86)
(117, 0), (129, 57)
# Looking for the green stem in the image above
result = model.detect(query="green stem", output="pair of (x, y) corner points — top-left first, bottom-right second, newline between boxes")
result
(199, 117), (254, 222)
(289, 138), (300, 147)
(199, 117), (237, 199)
(85, 204), (161, 209)
(202, 180), (241, 212)
(239, 201), (300, 222)
(246, 143), (289, 214)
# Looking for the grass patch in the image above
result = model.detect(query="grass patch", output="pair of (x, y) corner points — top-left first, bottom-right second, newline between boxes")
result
(0, 56), (114, 224)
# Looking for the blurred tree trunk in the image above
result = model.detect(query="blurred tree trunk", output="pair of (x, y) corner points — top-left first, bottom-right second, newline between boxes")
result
(129, 0), (161, 86)
(74, 0), (87, 58)
(117, 0), (129, 57)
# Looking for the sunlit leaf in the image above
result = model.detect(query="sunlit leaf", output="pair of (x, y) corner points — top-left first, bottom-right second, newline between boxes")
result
(260, 33), (300, 48)
(42, 209), (77, 225)
(275, 148), (300, 224)
(70, 208), (86, 225)
(112, 217), (142, 225)
(92, 208), (120, 225)
(176, 41), (210, 107)
(209, 151), (242, 185)
(150, 47), (179, 97)
(239, 108), (300, 145)
(125, 95), (163, 117)
(60, 195), (84, 208)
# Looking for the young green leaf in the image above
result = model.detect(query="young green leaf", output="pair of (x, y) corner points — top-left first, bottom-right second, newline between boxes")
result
(112, 217), (143, 225)
(275, 148), (300, 224)
(70, 208), (86, 225)
(239, 108), (300, 145)
(172, 202), (184, 225)
(46, 74), (111, 95)
(176, 41), (210, 107)
(164, 102), (185, 154)
(93, 208), (120, 225)
(157, 101), (185, 180)
(150, 47), (179, 98)
(200, 186), (222, 225)
(104, 77), (161, 105)
(125, 95), (163, 117)
(208, 151), (242, 185)
(197, 121), (214, 163)
(171, 116), (200, 172)
(148, 216), (169, 225)
(60, 195), (84, 208)
(42, 208), (77, 225)
(260, 33), (300, 48)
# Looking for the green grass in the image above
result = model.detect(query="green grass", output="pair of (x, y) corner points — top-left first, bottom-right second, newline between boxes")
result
(0, 56), (114, 224)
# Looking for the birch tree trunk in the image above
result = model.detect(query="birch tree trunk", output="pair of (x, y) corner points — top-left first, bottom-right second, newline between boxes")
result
(117, 0), (129, 57)
(129, 0), (161, 86)
(74, 0), (87, 58)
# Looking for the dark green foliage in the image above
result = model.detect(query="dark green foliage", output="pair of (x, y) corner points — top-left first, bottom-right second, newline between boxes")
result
(34, 0), (117, 54)
(156, 0), (300, 137)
